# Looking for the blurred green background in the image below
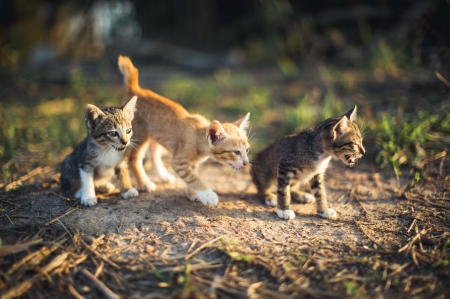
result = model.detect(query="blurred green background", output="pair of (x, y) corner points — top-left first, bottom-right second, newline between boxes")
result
(1, 0), (450, 185)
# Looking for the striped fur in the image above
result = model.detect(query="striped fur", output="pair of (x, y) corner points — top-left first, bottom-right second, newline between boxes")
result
(60, 97), (138, 206)
(251, 106), (365, 220)
(118, 56), (250, 206)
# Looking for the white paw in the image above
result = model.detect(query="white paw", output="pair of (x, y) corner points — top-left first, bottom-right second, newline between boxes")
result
(195, 189), (219, 206)
(81, 197), (97, 206)
(104, 182), (116, 193)
(140, 181), (157, 192)
(159, 172), (177, 184)
(265, 198), (277, 206)
(299, 193), (315, 203)
(320, 208), (337, 219)
(277, 209), (296, 220)
(122, 188), (139, 199)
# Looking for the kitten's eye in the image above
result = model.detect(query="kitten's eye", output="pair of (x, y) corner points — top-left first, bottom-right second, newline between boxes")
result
(246, 148), (249, 153)
(108, 132), (118, 137)
(233, 150), (240, 155)
(126, 128), (132, 134)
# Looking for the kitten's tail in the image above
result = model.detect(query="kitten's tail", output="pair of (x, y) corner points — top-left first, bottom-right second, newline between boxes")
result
(118, 55), (140, 91)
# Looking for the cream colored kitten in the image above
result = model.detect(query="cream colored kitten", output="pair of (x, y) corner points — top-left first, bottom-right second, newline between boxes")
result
(118, 56), (250, 206)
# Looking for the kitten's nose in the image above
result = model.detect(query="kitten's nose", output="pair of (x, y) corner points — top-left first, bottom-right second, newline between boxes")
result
(120, 138), (128, 145)
(359, 145), (366, 155)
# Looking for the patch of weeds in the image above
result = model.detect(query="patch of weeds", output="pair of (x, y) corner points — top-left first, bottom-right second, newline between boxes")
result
(372, 108), (449, 177)
(219, 239), (252, 262)
(0, 70), (118, 165)
(284, 89), (344, 132)
(343, 280), (364, 298)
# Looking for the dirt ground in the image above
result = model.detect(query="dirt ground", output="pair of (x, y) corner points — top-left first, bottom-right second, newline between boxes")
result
(1, 156), (449, 298)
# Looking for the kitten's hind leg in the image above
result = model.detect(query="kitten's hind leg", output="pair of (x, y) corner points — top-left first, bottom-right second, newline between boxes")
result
(94, 176), (116, 194)
(173, 159), (218, 206)
(116, 160), (138, 199)
(148, 139), (176, 183)
(276, 163), (295, 220)
(129, 137), (156, 192)
(290, 189), (315, 203)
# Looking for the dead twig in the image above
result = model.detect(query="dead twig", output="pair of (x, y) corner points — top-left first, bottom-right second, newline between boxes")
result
(185, 236), (223, 260)
(0, 198), (21, 207)
(45, 206), (79, 226)
(79, 238), (120, 270)
(407, 219), (416, 233)
(415, 151), (446, 170)
(4, 166), (49, 191)
(0, 238), (43, 257)
(79, 268), (120, 299)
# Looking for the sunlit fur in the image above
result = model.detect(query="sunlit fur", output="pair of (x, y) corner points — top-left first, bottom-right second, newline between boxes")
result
(251, 106), (364, 220)
(60, 97), (138, 205)
(118, 56), (250, 206)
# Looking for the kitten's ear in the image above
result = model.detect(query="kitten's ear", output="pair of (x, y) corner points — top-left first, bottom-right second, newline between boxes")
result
(331, 117), (348, 140)
(207, 120), (228, 146)
(122, 96), (138, 120)
(85, 104), (105, 129)
(343, 105), (357, 122)
(233, 112), (250, 131)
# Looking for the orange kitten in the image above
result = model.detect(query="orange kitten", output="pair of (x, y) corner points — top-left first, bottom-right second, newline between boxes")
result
(118, 56), (250, 206)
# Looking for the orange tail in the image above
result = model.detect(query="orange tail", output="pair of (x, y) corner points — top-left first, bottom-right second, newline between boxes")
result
(118, 55), (139, 91)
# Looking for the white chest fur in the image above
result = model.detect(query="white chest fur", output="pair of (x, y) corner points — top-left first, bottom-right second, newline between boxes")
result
(96, 148), (125, 168)
(295, 155), (331, 183)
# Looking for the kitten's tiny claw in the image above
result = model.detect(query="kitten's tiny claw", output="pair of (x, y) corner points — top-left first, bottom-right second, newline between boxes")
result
(141, 181), (157, 192)
(265, 198), (277, 206)
(320, 208), (337, 219)
(277, 209), (296, 220)
(195, 189), (219, 206)
(122, 188), (139, 199)
(81, 197), (98, 206)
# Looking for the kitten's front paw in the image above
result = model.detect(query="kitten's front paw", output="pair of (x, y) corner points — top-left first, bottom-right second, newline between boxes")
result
(122, 188), (139, 199)
(320, 208), (337, 219)
(195, 189), (219, 206)
(277, 209), (296, 220)
(81, 197), (98, 206)
(186, 188), (198, 201)
(264, 193), (277, 206)
(140, 181), (157, 192)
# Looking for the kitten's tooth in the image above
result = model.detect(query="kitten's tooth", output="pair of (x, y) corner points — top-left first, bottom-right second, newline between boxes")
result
(320, 208), (337, 219)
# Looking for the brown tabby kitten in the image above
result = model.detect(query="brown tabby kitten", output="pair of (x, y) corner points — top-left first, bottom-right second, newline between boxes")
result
(60, 97), (139, 206)
(118, 56), (250, 206)
(251, 107), (365, 220)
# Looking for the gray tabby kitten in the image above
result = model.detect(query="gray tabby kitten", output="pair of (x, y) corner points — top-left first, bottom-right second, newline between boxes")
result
(251, 106), (365, 220)
(60, 96), (139, 206)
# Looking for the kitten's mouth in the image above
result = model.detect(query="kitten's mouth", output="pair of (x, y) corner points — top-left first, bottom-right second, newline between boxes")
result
(228, 163), (243, 171)
(345, 154), (356, 165)
(112, 145), (127, 151)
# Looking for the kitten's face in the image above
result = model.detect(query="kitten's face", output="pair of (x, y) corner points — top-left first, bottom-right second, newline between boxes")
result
(322, 106), (365, 167)
(85, 96), (137, 152)
(331, 120), (365, 166)
(207, 114), (250, 171)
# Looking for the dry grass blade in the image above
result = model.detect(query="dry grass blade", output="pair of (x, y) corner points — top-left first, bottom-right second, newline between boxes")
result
(79, 268), (120, 299)
(0, 238), (42, 257)
(185, 236), (223, 260)
(45, 206), (79, 226)
(68, 284), (84, 299)
(4, 166), (49, 191)
(79, 238), (120, 269)
(415, 151), (446, 169)
(0, 198), (21, 207)
(159, 260), (223, 273)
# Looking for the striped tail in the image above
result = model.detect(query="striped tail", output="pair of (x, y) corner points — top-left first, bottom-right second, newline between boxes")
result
(118, 55), (139, 91)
